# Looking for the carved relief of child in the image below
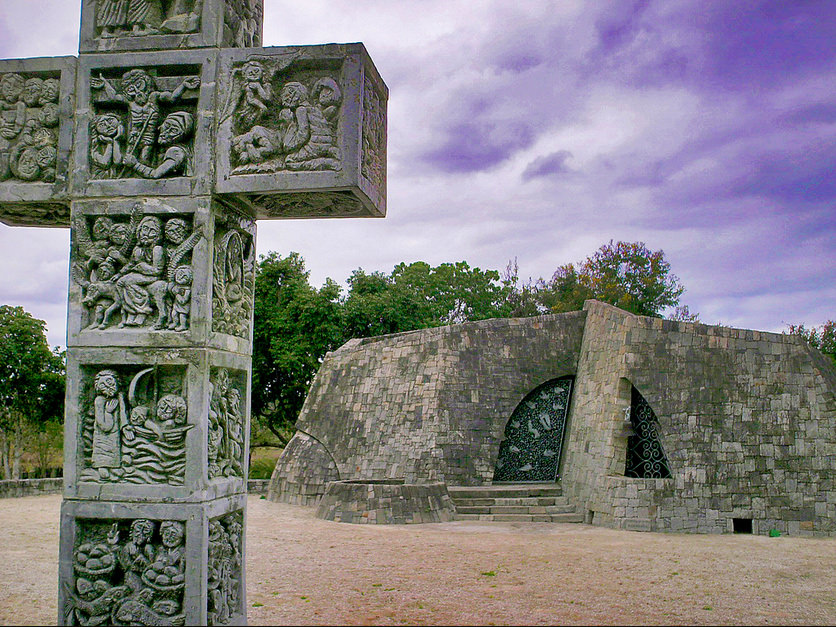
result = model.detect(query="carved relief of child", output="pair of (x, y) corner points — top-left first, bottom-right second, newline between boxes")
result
(81, 259), (122, 329)
(168, 265), (192, 332)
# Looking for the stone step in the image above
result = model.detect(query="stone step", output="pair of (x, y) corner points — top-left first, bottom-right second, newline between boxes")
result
(455, 504), (578, 516)
(450, 496), (569, 507)
(456, 512), (585, 523)
(447, 483), (563, 499)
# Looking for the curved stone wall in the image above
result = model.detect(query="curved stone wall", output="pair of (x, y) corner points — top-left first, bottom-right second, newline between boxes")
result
(267, 431), (339, 506)
(315, 480), (456, 524)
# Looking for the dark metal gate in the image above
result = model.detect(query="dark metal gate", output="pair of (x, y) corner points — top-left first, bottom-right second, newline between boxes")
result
(493, 377), (573, 482)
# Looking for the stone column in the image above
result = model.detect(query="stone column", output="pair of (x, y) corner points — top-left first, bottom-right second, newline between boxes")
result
(58, 195), (256, 625)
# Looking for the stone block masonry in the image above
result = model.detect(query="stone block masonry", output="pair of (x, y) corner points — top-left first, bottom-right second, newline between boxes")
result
(270, 300), (836, 536)
(0, 1), (387, 624)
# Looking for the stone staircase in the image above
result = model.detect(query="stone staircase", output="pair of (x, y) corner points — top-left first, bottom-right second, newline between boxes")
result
(448, 483), (584, 523)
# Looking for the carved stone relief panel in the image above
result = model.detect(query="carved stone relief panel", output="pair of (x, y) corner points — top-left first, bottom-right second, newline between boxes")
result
(0, 70), (62, 184)
(63, 517), (186, 626)
(94, 0), (202, 39)
(71, 206), (203, 332)
(87, 64), (201, 181)
(221, 55), (343, 175)
(214, 44), (388, 219)
(207, 510), (244, 625)
(361, 74), (387, 200)
(208, 368), (246, 481)
(77, 364), (190, 485)
(223, 0), (263, 48)
(212, 209), (255, 339)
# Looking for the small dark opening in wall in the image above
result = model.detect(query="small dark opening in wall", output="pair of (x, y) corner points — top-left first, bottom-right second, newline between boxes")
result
(733, 518), (753, 534)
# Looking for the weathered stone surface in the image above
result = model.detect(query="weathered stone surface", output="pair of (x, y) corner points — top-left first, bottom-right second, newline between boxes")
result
(80, 0), (264, 53)
(214, 43), (387, 219)
(316, 480), (456, 525)
(0, 0), (387, 623)
(270, 300), (836, 536)
(0, 56), (77, 226)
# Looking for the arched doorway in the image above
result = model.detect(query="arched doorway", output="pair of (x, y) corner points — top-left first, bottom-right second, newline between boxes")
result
(493, 377), (574, 482)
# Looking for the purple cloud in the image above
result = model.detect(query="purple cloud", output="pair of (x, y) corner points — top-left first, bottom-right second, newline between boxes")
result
(522, 151), (574, 181)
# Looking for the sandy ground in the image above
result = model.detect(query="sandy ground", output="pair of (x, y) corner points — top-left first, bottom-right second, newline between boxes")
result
(1, 494), (835, 626)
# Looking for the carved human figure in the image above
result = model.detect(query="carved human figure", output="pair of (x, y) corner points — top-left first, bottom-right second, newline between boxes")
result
(9, 116), (58, 182)
(168, 265), (192, 332)
(144, 521), (186, 587)
(279, 81), (340, 170)
(90, 69), (199, 168)
(81, 259), (123, 329)
(121, 110), (193, 178)
(126, 0), (164, 35)
(115, 215), (166, 327)
(111, 518), (156, 593)
(91, 369), (127, 477)
(90, 113), (124, 179)
(0, 73), (26, 180)
(237, 61), (272, 130)
(97, 0), (129, 37)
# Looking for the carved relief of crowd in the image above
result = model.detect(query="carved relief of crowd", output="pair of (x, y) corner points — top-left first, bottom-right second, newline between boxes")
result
(64, 518), (187, 625)
(72, 206), (202, 332)
(0, 72), (60, 183)
(224, 0), (262, 48)
(208, 368), (246, 480)
(207, 512), (243, 625)
(96, 0), (201, 37)
(89, 68), (200, 180)
(224, 59), (343, 174)
(79, 366), (191, 485)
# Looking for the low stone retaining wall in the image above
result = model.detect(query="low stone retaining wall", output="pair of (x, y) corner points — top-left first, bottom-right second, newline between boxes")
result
(0, 478), (63, 498)
(316, 479), (457, 524)
(0, 478), (272, 499)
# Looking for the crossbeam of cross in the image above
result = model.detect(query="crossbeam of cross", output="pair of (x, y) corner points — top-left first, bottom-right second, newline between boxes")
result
(0, 1), (386, 624)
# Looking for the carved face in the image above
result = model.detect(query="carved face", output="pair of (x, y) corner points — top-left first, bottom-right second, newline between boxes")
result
(159, 521), (185, 548)
(137, 217), (162, 246)
(92, 217), (113, 241)
(94, 114), (120, 138)
(97, 261), (116, 281)
(158, 117), (185, 146)
(0, 74), (24, 102)
(164, 218), (188, 244)
(39, 103), (60, 128)
(93, 370), (118, 398)
(22, 78), (43, 107)
(41, 79), (59, 104)
(156, 394), (187, 424)
(242, 62), (263, 82)
(280, 83), (307, 108)
(129, 406), (149, 425)
(174, 265), (192, 286)
(109, 223), (129, 247)
(129, 519), (154, 545)
(123, 74), (152, 105)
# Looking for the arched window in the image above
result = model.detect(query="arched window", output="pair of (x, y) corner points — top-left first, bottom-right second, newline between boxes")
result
(493, 377), (573, 482)
(625, 386), (671, 478)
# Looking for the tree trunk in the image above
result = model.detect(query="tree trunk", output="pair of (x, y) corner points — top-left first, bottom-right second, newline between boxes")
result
(12, 425), (22, 480)
(0, 435), (9, 480)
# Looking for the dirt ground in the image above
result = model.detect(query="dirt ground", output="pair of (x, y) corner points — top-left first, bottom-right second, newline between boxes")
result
(1, 494), (835, 626)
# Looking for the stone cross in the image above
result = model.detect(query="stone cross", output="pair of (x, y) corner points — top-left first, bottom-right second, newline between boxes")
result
(0, 1), (387, 624)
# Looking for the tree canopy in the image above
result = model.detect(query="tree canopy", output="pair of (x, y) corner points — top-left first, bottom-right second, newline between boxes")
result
(0, 305), (64, 478)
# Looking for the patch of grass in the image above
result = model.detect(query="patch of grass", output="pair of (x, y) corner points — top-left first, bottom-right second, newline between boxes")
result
(481, 570), (497, 577)
(252, 602), (263, 608)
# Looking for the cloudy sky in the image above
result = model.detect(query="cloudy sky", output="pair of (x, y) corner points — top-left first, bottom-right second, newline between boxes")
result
(0, 0), (834, 348)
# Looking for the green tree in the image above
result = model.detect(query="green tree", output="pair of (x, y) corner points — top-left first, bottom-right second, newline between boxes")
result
(251, 252), (343, 443)
(0, 305), (65, 479)
(515, 241), (689, 318)
(786, 320), (836, 365)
